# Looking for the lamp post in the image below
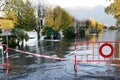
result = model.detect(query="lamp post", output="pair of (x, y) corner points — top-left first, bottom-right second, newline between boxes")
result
(36, 5), (45, 42)
(38, 8), (44, 40)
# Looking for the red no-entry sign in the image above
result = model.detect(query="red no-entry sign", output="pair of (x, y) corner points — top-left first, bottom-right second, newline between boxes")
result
(99, 43), (114, 58)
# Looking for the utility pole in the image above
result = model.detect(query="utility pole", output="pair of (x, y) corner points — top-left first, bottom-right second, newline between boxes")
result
(39, 8), (44, 41)
(36, 4), (44, 42)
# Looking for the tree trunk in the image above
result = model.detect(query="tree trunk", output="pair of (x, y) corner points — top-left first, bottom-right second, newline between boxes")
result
(36, 30), (40, 46)
(35, 24), (41, 46)
(37, 31), (40, 41)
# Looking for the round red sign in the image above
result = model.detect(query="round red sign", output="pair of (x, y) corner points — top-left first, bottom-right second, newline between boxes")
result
(99, 43), (114, 58)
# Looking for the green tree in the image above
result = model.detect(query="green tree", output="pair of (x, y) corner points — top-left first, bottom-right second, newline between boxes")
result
(63, 26), (75, 39)
(11, 28), (29, 48)
(42, 26), (60, 39)
(3, 0), (36, 46)
(4, 0), (36, 31)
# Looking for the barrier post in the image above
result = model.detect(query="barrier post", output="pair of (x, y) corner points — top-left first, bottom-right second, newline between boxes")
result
(1, 47), (4, 65)
(86, 42), (89, 49)
(0, 44), (9, 74)
(5, 46), (9, 74)
(74, 54), (78, 74)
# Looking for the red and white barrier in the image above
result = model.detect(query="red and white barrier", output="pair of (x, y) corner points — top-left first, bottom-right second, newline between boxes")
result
(73, 41), (120, 65)
(9, 48), (66, 61)
(0, 44), (9, 74)
(72, 41), (120, 74)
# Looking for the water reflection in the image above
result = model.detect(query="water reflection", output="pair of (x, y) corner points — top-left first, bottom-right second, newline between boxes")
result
(85, 31), (102, 42)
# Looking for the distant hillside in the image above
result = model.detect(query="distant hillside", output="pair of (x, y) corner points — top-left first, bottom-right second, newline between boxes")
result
(65, 5), (116, 26)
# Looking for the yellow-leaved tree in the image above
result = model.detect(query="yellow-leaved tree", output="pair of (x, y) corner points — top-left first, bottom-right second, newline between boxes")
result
(44, 6), (72, 30)
(105, 0), (120, 26)
(44, 7), (54, 27)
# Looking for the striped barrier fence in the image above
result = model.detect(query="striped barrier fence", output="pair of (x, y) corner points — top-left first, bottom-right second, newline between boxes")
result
(74, 41), (120, 62)
(9, 48), (68, 61)
(73, 41), (120, 73)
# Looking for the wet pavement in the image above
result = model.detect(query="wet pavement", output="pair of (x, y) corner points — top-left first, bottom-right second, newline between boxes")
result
(1, 59), (120, 80)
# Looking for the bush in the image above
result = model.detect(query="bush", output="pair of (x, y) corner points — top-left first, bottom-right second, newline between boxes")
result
(42, 26), (60, 39)
(109, 26), (117, 30)
(63, 26), (75, 39)
(79, 28), (85, 38)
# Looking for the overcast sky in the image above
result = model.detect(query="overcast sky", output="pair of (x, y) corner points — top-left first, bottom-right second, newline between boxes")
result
(47, 0), (114, 8)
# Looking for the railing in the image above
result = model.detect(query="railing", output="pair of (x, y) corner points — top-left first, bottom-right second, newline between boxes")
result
(74, 41), (120, 62)
(73, 41), (120, 74)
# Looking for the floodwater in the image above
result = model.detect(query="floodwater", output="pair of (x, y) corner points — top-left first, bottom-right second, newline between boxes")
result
(0, 30), (120, 80)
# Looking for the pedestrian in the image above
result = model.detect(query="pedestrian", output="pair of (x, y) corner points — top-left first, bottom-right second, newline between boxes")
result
(50, 31), (54, 39)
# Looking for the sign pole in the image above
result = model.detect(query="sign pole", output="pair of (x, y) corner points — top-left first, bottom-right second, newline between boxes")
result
(6, 35), (8, 47)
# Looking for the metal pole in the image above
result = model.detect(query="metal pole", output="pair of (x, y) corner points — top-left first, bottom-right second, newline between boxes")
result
(6, 35), (8, 46)
(74, 54), (78, 75)
(1, 48), (4, 65)
(5, 45), (9, 74)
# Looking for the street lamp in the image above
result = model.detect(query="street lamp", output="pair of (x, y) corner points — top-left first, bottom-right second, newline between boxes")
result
(37, 6), (45, 41)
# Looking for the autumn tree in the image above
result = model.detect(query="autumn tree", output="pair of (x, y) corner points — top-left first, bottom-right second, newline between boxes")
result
(105, 0), (120, 26)
(44, 6), (72, 30)
(87, 18), (103, 32)
(61, 8), (72, 30)
(53, 6), (62, 30)
(44, 7), (54, 27)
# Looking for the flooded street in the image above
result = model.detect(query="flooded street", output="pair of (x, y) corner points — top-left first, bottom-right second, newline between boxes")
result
(0, 30), (120, 80)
